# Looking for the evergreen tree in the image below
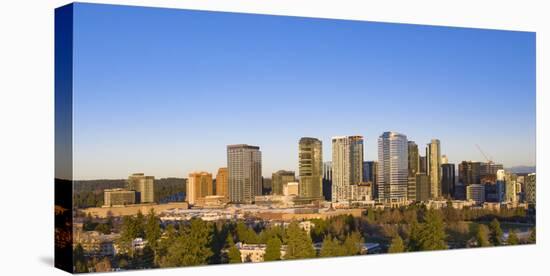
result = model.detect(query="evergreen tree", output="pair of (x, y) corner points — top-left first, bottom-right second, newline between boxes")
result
(73, 243), (88, 273)
(226, 235), (242, 263)
(489, 218), (503, 246)
(145, 209), (161, 249)
(476, 224), (490, 247)
(417, 210), (447, 251)
(507, 230), (519, 245)
(163, 219), (213, 267)
(264, 237), (282, 261)
(343, 231), (363, 255)
(320, 236), (345, 257)
(407, 219), (421, 251)
(388, 235), (405, 253)
(285, 222), (315, 259)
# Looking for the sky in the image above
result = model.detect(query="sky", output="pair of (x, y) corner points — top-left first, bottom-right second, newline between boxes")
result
(71, 3), (536, 180)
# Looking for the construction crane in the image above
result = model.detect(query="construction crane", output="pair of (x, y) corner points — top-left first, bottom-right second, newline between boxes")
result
(475, 144), (494, 164)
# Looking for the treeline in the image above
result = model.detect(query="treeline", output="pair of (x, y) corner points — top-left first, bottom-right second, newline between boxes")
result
(73, 178), (187, 208)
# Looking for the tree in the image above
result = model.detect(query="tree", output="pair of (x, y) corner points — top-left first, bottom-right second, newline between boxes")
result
(285, 222), (315, 259)
(320, 236), (345, 257)
(343, 231), (363, 255)
(417, 210), (447, 251)
(162, 219), (213, 267)
(145, 209), (161, 249)
(264, 237), (282, 261)
(489, 219), (503, 246)
(507, 230), (519, 245)
(226, 235), (242, 263)
(407, 220), (421, 251)
(388, 235), (405, 253)
(476, 224), (490, 247)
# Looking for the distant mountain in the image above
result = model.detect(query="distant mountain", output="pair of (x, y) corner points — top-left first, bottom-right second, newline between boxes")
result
(506, 166), (536, 174)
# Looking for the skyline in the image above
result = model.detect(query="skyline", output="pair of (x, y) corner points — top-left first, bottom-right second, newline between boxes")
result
(70, 3), (535, 179)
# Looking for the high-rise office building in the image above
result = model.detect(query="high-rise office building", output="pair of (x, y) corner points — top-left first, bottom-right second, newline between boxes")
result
(377, 132), (408, 204)
(505, 171), (518, 203)
(480, 162), (504, 177)
(496, 169), (506, 202)
(127, 173), (155, 203)
(322, 161), (333, 201)
(298, 137), (323, 198)
(419, 156), (427, 174)
(363, 161), (378, 199)
(227, 144), (262, 204)
(458, 161), (481, 186)
(216, 168), (229, 198)
(525, 173), (536, 204)
(262, 177), (272, 195)
(187, 172), (213, 205)
(331, 136), (364, 202)
(441, 163), (455, 199)
(407, 141), (419, 201)
(271, 170), (296, 196)
(415, 173), (430, 202)
(427, 139), (442, 199)
(467, 184), (486, 204)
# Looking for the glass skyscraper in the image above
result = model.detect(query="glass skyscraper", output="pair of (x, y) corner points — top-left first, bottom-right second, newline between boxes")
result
(377, 132), (408, 205)
(298, 137), (323, 199)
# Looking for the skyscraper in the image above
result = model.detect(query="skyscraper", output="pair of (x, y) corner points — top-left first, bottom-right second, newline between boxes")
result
(127, 173), (155, 203)
(496, 169), (506, 202)
(419, 156), (427, 174)
(416, 173), (430, 202)
(505, 171), (518, 203)
(215, 168), (228, 198)
(331, 136), (364, 202)
(458, 161), (481, 186)
(298, 137), (323, 199)
(407, 141), (419, 201)
(322, 161), (333, 201)
(187, 172), (213, 205)
(525, 173), (536, 205)
(441, 163), (455, 199)
(271, 170), (296, 196)
(227, 144), (262, 204)
(377, 132), (408, 205)
(362, 161), (378, 199)
(427, 139), (442, 199)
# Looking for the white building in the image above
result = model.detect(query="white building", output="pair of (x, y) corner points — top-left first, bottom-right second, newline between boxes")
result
(377, 132), (408, 205)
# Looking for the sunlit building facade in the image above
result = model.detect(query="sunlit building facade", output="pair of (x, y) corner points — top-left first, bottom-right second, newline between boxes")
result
(227, 144), (262, 204)
(377, 132), (408, 204)
(298, 137), (323, 198)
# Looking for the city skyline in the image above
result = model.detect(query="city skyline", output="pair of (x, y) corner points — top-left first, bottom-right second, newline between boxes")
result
(70, 4), (535, 180)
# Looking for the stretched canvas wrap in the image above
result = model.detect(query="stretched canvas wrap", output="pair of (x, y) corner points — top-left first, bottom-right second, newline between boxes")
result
(55, 2), (536, 273)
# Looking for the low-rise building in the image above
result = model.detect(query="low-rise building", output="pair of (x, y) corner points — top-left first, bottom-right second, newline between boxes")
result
(103, 188), (136, 207)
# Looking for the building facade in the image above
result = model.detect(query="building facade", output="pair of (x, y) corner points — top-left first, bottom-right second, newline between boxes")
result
(427, 139), (442, 199)
(525, 173), (536, 204)
(127, 173), (155, 203)
(467, 184), (486, 204)
(227, 144), (262, 204)
(331, 136), (364, 202)
(272, 170), (296, 196)
(323, 161), (333, 201)
(377, 132), (408, 204)
(187, 172), (213, 205)
(215, 168), (229, 198)
(298, 137), (323, 198)
(441, 163), (455, 199)
(363, 161), (378, 200)
(415, 173), (430, 202)
(103, 189), (136, 206)
(407, 141), (419, 201)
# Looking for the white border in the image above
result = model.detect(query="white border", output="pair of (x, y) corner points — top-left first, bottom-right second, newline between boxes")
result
(0, 1), (547, 275)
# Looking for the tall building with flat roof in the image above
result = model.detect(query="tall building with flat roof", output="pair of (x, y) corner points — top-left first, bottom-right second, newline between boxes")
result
(505, 171), (518, 203)
(458, 161), (481, 186)
(332, 136), (364, 202)
(363, 161), (378, 199)
(377, 132), (408, 204)
(272, 170), (296, 196)
(187, 172), (213, 205)
(427, 139), (442, 199)
(407, 141), (419, 201)
(127, 173), (155, 203)
(215, 168), (229, 198)
(299, 137), (323, 199)
(415, 173), (430, 202)
(322, 161), (333, 201)
(227, 144), (262, 204)
(441, 163), (455, 199)
(525, 173), (536, 204)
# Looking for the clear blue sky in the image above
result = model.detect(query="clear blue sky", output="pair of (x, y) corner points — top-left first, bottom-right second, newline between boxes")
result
(71, 3), (535, 180)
